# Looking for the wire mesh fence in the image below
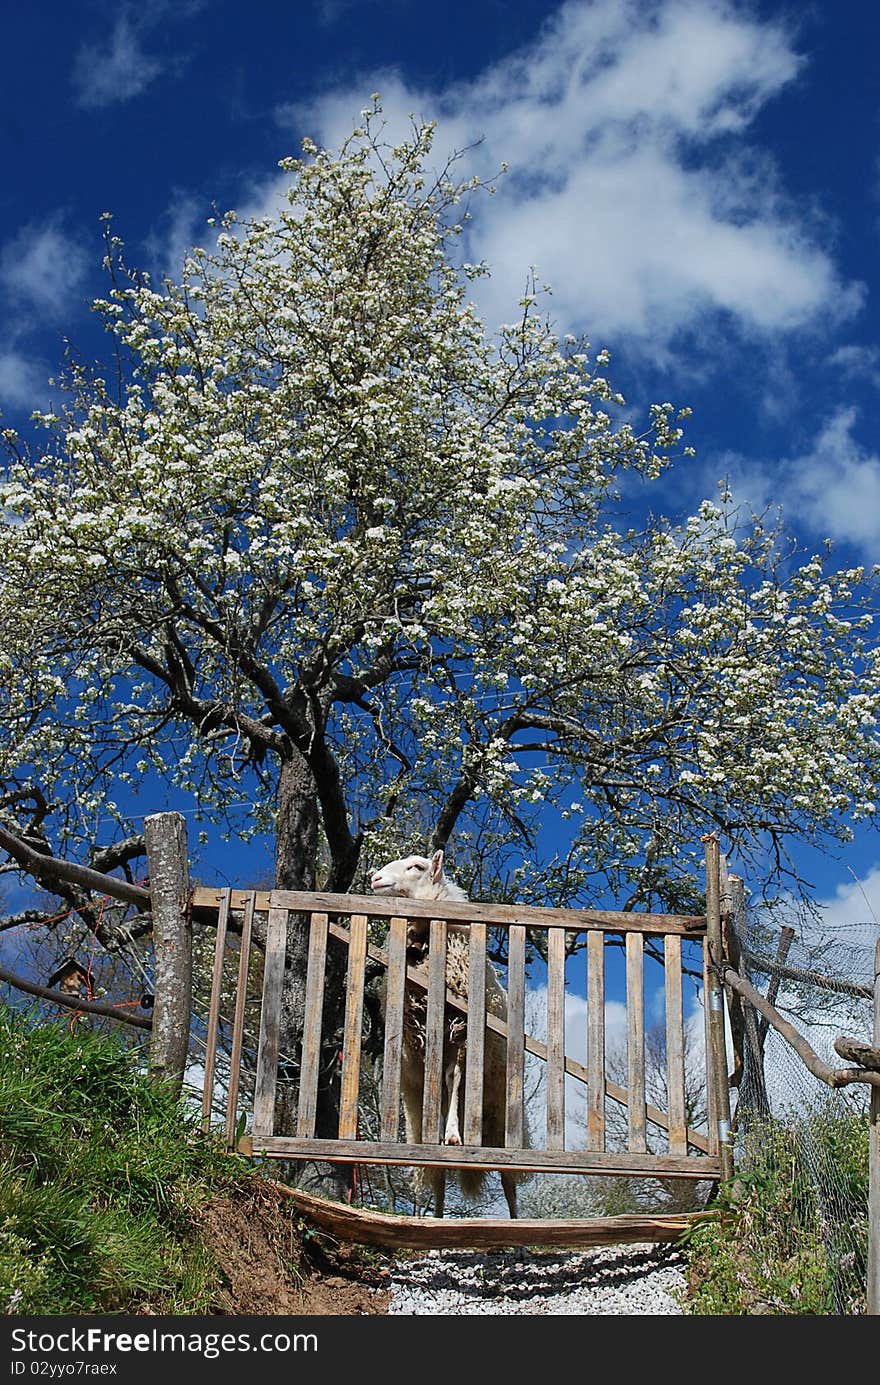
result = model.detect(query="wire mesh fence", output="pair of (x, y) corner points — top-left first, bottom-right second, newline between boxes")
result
(732, 900), (876, 1314)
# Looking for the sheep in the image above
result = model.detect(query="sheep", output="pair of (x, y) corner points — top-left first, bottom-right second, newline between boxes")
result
(370, 848), (527, 1218)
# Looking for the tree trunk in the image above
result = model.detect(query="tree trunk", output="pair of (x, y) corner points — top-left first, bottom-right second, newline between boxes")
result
(274, 749), (351, 1199)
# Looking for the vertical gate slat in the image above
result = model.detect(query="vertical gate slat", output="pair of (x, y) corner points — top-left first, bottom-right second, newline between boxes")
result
(338, 913), (368, 1140)
(296, 912), (329, 1138)
(380, 917), (408, 1142)
(201, 888), (230, 1131)
(703, 937), (718, 1154)
(252, 904), (288, 1138)
(506, 924), (526, 1148)
(626, 931), (647, 1153)
(546, 926), (566, 1150)
(225, 890), (255, 1149)
(587, 929), (606, 1151)
(422, 920), (448, 1145)
(665, 933), (688, 1155)
(704, 836), (734, 1180)
(463, 921), (487, 1146)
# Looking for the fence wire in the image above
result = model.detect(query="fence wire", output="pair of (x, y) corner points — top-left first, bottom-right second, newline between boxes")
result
(732, 904), (876, 1314)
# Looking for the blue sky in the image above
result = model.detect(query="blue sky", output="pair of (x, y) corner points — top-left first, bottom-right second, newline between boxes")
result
(2, 0), (880, 933)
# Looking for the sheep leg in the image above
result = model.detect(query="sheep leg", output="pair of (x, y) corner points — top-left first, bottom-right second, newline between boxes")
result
(442, 1045), (465, 1145)
(501, 1170), (519, 1219)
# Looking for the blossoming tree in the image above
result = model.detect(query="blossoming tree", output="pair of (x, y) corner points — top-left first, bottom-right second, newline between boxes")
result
(2, 111), (878, 1181)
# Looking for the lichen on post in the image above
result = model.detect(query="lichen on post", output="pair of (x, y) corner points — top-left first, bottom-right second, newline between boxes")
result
(145, 811), (191, 1093)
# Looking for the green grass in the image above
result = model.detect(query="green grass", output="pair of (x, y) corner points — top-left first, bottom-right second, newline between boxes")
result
(679, 1104), (869, 1315)
(0, 1004), (251, 1314)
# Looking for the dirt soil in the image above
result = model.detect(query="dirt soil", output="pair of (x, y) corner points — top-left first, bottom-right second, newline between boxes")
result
(195, 1182), (392, 1315)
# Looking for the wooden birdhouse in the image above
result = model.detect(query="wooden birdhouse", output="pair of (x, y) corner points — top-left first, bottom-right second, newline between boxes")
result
(47, 959), (90, 996)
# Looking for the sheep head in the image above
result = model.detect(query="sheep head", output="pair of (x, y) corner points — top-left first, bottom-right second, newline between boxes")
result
(370, 849), (446, 898)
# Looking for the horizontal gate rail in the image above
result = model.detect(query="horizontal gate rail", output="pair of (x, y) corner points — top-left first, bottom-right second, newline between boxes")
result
(191, 887), (706, 934)
(238, 1135), (718, 1178)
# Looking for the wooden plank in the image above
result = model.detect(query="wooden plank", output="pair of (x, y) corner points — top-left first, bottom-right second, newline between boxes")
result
(252, 905), (288, 1138)
(835, 1036), (880, 1071)
(546, 926), (566, 1150)
(338, 913), (368, 1140)
(422, 919), (448, 1145)
(506, 924), (526, 1147)
(463, 920), (487, 1146)
(201, 887), (230, 1131)
(190, 886), (706, 935)
(664, 934), (687, 1156)
(587, 930), (605, 1152)
(380, 917), (408, 1141)
(704, 835), (734, 1179)
(703, 938), (717, 1153)
(225, 890), (255, 1149)
(296, 912), (329, 1138)
(326, 917), (711, 1154)
(275, 1184), (718, 1251)
(244, 1134), (720, 1179)
(626, 931), (647, 1153)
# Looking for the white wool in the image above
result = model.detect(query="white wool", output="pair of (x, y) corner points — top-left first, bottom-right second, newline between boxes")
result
(370, 848), (529, 1217)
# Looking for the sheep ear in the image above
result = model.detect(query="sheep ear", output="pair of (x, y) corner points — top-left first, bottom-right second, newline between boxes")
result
(430, 849), (444, 882)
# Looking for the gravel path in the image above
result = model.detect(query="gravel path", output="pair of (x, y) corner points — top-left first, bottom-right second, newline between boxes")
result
(386, 1243), (688, 1315)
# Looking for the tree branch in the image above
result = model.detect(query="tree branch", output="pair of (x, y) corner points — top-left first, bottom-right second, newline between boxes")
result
(718, 961), (880, 1090)
(0, 823), (150, 907)
(0, 963), (152, 1029)
(90, 834), (146, 877)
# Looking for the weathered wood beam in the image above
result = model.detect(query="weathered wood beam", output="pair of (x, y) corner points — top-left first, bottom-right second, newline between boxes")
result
(704, 836), (734, 1179)
(241, 1134), (719, 1179)
(719, 963), (880, 1090)
(189, 886), (706, 935)
(743, 946), (871, 1002)
(273, 1183), (719, 1251)
(834, 1036), (880, 1072)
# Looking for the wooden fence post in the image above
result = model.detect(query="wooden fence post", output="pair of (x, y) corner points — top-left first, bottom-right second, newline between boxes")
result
(144, 811), (191, 1093)
(869, 933), (880, 1315)
(727, 873), (771, 1127)
(704, 835), (734, 1181)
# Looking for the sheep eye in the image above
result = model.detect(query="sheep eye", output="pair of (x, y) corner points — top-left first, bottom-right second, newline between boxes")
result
(407, 863), (424, 872)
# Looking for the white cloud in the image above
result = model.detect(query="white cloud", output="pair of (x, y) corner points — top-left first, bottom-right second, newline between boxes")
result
(525, 985), (627, 1148)
(828, 344), (880, 388)
(0, 219), (89, 319)
(0, 349), (47, 412)
(716, 406), (880, 557)
(275, 0), (861, 348)
(815, 864), (880, 942)
(72, 14), (164, 110)
(144, 191), (211, 283)
(789, 409), (880, 555)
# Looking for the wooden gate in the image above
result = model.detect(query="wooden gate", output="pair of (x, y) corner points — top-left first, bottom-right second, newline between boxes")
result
(193, 843), (731, 1212)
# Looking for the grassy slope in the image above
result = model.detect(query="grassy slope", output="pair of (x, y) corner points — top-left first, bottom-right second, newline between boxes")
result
(0, 1003), (393, 1316)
